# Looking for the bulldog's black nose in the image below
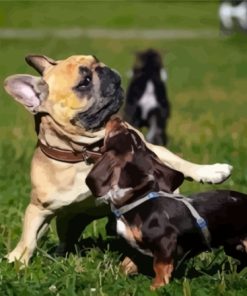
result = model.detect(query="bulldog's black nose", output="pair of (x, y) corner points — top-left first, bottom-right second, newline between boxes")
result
(96, 66), (121, 96)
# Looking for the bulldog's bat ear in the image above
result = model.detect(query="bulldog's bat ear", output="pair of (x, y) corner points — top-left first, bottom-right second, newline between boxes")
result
(4, 74), (48, 113)
(25, 55), (57, 75)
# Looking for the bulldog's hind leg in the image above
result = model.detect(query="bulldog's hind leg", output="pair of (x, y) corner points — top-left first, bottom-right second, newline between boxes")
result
(55, 212), (94, 256)
(6, 203), (53, 265)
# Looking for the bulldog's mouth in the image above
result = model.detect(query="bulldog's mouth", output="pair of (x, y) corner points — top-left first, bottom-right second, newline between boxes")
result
(72, 88), (124, 131)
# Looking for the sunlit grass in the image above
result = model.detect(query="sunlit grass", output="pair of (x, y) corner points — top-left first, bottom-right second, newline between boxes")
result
(0, 2), (247, 295)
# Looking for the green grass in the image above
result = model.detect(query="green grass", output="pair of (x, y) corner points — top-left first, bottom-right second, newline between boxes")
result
(0, 1), (219, 29)
(1, 1), (247, 295)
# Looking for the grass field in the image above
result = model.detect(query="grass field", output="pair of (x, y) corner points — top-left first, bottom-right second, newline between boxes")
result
(0, 1), (247, 295)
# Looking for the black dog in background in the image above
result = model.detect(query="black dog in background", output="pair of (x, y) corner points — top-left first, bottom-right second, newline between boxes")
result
(124, 49), (170, 145)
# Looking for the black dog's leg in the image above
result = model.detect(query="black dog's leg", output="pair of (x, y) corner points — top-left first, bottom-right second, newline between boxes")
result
(159, 121), (168, 146)
(147, 108), (168, 145)
(146, 114), (161, 145)
(157, 107), (168, 145)
(132, 106), (143, 128)
(224, 242), (247, 271)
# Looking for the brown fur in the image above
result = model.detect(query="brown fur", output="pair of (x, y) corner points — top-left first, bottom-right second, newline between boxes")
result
(151, 258), (174, 290)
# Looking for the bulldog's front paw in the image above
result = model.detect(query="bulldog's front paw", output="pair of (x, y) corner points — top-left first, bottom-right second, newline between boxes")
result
(5, 249), (29, 266)
(195, 163), (233, 184)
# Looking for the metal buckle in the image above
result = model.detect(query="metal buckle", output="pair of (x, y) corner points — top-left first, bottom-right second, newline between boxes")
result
(196, 217), (207, 229)
(81, 147), (91, 165)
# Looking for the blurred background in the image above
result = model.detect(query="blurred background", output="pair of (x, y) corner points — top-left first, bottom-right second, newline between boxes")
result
(0, 1), (246, 193)
(0, 1), (247, 294)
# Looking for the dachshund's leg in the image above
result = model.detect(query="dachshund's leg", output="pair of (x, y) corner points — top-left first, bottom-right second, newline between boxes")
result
(150, 234), (177, 290)
(224, 240), (247, 271)
(151, 256), (174, 290)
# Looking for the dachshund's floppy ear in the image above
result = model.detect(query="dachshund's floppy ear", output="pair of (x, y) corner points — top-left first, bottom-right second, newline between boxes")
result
(86, 152), (116, 197)
(151, 155), (184, 193)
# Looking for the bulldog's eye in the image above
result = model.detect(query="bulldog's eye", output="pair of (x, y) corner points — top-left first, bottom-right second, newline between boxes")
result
(77, 76), (92, 89)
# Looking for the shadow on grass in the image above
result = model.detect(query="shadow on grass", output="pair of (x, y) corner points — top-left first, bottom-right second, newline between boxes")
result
(47, 235), (242, 281)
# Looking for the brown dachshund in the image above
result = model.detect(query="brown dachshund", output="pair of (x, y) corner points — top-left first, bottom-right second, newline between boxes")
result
(86, 117), (184, 201)
(86, 117), (247, 290)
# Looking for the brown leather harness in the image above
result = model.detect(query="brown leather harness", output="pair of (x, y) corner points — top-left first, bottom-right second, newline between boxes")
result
(38, 139), (103, 164)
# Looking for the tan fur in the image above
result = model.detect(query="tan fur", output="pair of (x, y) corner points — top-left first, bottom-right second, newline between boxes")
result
(131, 226), (143, 242)
(40, 55), (104, 135)
(4, 54), (232, 265)
(242, 239), (247, 252)
(119, 223), (142, 244)
(120, 256), (138, 275)
(151, 259), (174, 290)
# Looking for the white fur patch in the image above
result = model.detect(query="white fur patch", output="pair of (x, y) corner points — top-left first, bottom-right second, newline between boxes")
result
(116, 219), (153, 257)
(116, 219), (128, 238)
(194, 163), (232, 184)
(138, 81), (158, 120)
(219, 1), (247, 30)
(160, 68), (168, 82)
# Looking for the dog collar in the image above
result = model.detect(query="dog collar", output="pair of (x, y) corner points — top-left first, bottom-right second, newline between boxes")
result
(38, 139), (103, 164)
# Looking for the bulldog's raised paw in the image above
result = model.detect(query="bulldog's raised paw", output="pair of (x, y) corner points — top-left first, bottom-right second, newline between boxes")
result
(195, 163), (233, 184)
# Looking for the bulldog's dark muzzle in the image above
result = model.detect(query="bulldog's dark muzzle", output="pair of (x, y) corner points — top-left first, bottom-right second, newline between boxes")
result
(96, 66), (121, 97)
(72, 66), (124, 131)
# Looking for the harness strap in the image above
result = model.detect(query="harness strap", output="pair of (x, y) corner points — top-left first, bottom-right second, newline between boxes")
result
(112, 191), (211, 249)
(158, 192), (211, 249)
(111, 192), (159, 218)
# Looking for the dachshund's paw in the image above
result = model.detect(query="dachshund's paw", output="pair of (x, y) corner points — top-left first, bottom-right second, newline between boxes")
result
(120, 257), (138, 275)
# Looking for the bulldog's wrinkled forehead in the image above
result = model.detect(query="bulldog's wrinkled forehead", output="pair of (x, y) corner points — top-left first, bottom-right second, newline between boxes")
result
(41, 55), (103, 112)
(44, 55), (101, 78)
(5, 53), (123, 135)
